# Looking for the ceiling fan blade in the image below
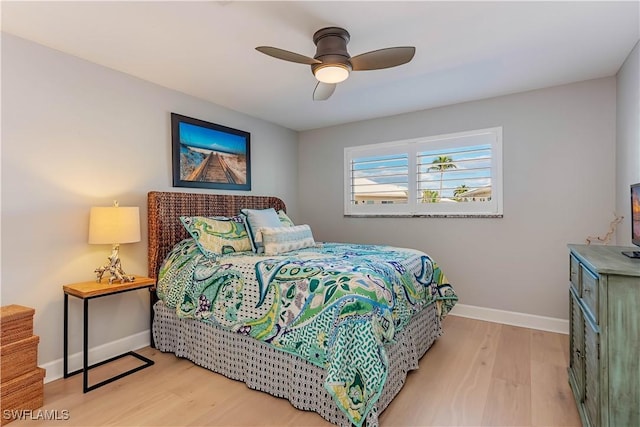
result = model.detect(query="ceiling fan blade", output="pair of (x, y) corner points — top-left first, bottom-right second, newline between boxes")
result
(313, 82), (336, 101)
(350, 47), (416, 71)
(256, 46), (321, 65)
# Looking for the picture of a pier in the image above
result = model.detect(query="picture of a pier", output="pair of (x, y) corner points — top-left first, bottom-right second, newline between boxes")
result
(172, 113), (251, 191)
(180, 145), (247, 185)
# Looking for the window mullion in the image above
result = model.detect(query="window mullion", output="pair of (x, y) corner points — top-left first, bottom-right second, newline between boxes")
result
(407, 144), (417, 214)
(344, 150), (353, 214)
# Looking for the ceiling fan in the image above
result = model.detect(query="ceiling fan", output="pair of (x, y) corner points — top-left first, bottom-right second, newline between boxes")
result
(256, 27), (415, 101)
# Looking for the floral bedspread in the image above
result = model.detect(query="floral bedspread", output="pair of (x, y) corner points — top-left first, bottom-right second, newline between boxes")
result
(157, 240), (457, 426)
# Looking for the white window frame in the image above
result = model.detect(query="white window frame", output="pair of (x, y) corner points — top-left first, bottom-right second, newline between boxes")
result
(344, 127), (503, 217)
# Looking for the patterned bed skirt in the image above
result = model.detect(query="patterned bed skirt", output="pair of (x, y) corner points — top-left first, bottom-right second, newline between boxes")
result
(153, 301), (442, 427)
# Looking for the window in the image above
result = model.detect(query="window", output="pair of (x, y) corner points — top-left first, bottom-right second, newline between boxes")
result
(344, 127), (503, 217)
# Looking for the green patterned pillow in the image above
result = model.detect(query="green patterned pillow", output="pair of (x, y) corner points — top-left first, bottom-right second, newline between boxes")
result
(180, 216), (252, 258)
(277, 210), (295, 227)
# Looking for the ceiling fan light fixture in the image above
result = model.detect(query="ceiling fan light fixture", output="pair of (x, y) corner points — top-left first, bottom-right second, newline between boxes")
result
(314, 64), (349, 84)
(255, 26), (416, 101)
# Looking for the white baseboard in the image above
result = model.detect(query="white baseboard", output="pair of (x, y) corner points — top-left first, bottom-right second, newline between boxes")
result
(448, 303), (569, 334)
(41, 330), (150, 384)
(41, 305), (567, 384)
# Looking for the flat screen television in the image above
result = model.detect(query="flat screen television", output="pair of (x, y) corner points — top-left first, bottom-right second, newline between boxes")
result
(622, 182), (640, 258)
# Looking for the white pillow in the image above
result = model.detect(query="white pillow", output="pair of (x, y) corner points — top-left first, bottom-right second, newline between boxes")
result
(241, 208), (282, 253)
(261, 225), (316, 255)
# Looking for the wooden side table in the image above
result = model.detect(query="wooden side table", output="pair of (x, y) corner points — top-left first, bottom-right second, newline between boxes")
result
(63, 276), (155, 392)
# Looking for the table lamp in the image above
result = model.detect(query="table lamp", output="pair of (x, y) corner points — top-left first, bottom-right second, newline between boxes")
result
(88, 201), (140, 284)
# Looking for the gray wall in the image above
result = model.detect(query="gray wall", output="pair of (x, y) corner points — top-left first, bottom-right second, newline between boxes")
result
(1, 34), (299, 367)
(298, 78), (617, 320)
(1, 31), (631, 370)
(616, 41), (640, 245)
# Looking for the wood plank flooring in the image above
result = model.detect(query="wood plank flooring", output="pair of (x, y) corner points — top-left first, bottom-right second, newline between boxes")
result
(10, 316), (581, 426)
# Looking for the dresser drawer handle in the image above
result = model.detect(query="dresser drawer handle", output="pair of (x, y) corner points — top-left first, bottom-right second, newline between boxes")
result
(575, 349), (585, 359)
(584, 288), (591, 293)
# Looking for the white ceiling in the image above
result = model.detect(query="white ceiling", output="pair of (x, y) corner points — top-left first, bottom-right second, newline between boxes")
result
(2, 1), (639, 131)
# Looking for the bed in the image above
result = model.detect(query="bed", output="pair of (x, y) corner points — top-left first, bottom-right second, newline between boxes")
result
(148, 191), (457, 427)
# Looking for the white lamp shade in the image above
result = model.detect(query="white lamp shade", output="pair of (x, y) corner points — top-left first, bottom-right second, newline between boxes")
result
(314, 65), (350, 84)
(88, 206), (141, 245)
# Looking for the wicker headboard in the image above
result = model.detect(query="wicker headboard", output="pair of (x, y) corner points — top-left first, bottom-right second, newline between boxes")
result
(147, 191), (286, 279)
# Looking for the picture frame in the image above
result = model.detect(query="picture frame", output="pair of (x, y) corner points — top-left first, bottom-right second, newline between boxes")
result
(171, 113), (251, 191)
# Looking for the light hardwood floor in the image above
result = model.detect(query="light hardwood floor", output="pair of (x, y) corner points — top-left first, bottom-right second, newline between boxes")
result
(12, 316), (581, 426)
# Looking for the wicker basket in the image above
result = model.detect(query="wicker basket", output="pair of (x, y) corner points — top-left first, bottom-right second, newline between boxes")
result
(0, 335), (39, 382)
(0, 305), (34, 346)
(0, 305), (43, 425)
(0, 367), (45, 425)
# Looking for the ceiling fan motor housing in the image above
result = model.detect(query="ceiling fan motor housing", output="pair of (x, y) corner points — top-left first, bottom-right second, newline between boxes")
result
(311, 27), (353, 75)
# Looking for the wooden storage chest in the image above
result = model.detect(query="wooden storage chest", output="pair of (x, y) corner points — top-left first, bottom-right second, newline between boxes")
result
(0, 305), (44, 426)
(567, 245), (640, 427)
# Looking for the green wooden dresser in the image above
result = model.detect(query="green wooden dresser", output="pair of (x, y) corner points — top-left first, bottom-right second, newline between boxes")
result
(567, 244), (640, 427)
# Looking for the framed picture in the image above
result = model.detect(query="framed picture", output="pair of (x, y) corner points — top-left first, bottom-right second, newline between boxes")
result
(171, 113), (251, 191)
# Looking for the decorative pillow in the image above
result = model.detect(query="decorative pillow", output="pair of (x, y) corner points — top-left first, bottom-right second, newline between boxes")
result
(261, 224), (316, 256)
(277, 210), (295, 227)
(241, 208), (283, 253)
(180, 216), (252, 258)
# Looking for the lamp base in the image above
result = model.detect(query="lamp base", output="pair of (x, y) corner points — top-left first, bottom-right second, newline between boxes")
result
(94, 244), (135, 284)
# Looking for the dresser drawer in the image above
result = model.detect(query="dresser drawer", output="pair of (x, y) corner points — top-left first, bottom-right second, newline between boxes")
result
(581, 265), (599, 323)
(570, 255), (581, 293)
